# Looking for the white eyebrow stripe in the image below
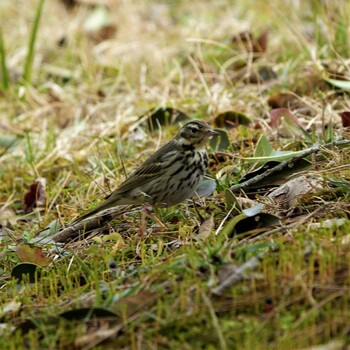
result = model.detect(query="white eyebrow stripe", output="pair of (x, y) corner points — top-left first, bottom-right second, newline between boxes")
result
(188, 124), (200, 130)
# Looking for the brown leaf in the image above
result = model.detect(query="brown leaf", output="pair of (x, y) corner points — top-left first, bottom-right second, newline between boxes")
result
(23, 178), (47, 214)
(59, 0), (77, 8)
(114, 291), (159, 316)
(231, 30), (268, 53)
(268, 92), (301, 109)
(231, 31), (254, 47)
(196, 214), (214, 241)
(269, 108), (300, 130)
(268, 175), (323, 210)
(16, 244), (51, 267)
(253, 31), (269, 53)
(212, 256), (261, 296)
(88, 25), (117, 43)
(340, 111), (350, 128)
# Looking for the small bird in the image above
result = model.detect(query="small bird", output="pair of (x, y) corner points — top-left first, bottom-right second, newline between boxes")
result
(72, 120), (218, 223)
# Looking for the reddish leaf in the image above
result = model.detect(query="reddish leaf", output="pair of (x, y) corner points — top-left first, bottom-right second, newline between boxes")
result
(231, 30), (268, 53)
(253, 31), (269, 53)
(88, 25), (117, 43)
(23, 178), (47, 213)
(231, 31), (254, 46)
(340, 111), (350, 128)
(269, 108), (300, 129)
(16, 244), (51, 267)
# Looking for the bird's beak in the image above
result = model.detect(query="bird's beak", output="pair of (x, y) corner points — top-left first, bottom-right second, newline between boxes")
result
(207, 129), (219, 136)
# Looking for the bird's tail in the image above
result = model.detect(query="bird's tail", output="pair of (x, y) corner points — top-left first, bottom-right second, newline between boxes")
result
(71, 200), (116, 225)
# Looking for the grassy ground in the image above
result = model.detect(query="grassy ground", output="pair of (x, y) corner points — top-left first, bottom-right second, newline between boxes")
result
(1, 0), (350, 349)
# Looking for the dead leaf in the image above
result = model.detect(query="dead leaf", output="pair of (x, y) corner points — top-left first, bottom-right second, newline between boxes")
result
(213, 256), (262, 296)
(23, 178), (47, 214)
(269, 108), (300, 129)
(16, 244), (51, 267)
(231, 30), (268, 54)
(268, 93), (302, 109)
(59, 0), (76, 8)
(339, 111), (350, 128)
(269, 108), (303, 137)
(268, 175), (323, 210)
(88, 24), (117, 42)
(0, 207), (17, 226)
(114, 291), (159, 316)
(253, 31), (269, 53)
(75, 325), (122, 349)
(196, 214), (214, 241)
(0, 300), (22, 319)
(84, 6), (117, 43)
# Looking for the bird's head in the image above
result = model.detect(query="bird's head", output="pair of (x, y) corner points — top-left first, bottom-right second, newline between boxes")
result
(176, 120), (219, 148)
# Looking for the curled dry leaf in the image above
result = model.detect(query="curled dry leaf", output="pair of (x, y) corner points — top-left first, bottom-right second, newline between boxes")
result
(268, 175), (323, 210)
(269, 108), (303, 138)
(339, 111), (350, 128)
(231, 30), (269, 54)
(0, 300), (22, 319)
(141, 106), (189, 132)
(84, 6), (117, 43)
(23, 178), (47, 214)
(16, 244), (51, 267)
(212, 256), (262, 296)
(268, 92), (303, 110)
(196, 214), (214, 241)
(269, 108), (300, 129)
(0, 207), (17, 226)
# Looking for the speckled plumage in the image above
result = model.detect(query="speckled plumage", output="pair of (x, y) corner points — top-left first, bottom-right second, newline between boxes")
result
(73, 120), (217, 223)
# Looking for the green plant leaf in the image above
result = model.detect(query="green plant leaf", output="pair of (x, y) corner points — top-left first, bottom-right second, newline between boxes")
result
(209, 128), (230, 151)
(23, 0), (45, 84)
(326, 78), (350, 91)
(242, 148), (312, 162)
(254, 135), (273, 157)
(214, 111), (252, 129)
(224, 188), (242, 212)
(0, 28), (9, 89)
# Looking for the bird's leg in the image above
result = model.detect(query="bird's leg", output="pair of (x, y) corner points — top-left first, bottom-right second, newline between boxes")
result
(192, 199), (205, 224)
(137, 204), (167, 235)
(138, 204), (148, 235)
(146, 206), (167, 229)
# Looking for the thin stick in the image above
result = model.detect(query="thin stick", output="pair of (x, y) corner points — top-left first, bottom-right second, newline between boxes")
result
(230, 140), (350, 193)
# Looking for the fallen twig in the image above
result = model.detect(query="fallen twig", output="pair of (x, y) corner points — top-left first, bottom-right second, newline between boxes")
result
(51, 205), (131, 243)
(212, 255), (263, 296)
(230, 140), (350, 193)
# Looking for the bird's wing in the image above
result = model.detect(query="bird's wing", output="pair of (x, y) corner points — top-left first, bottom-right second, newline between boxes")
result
(105, 141), (180, 198)
(110, 163), (164, 196)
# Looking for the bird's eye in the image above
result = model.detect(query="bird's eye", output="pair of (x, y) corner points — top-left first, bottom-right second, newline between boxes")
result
(188, 127), (198, 134)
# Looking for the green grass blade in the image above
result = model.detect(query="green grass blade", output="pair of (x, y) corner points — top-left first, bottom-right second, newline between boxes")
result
(0, 28), (9, 90)
(22, 0), (45, 84)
